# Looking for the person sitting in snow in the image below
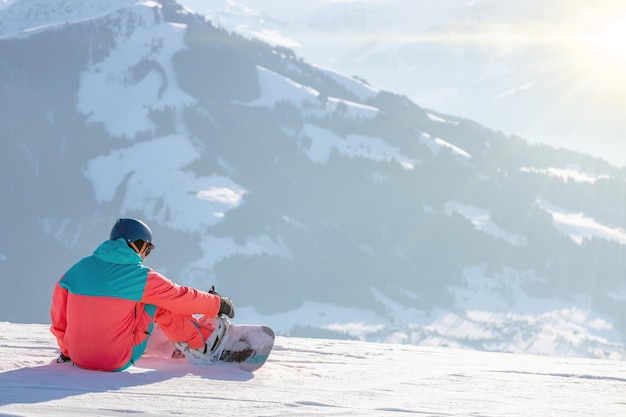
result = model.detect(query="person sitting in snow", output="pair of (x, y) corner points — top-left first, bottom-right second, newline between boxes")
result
(50, 217), (235, 371)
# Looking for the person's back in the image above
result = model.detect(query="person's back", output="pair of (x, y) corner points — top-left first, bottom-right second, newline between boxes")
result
(51, 218), (235, 371)
(55, 238), (153, 370)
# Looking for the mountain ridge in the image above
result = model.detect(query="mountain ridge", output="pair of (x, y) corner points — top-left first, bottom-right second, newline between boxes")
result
(191, 0), (626, 167)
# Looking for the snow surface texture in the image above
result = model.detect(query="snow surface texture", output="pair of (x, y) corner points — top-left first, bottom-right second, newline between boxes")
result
(1, 322), (625, 417)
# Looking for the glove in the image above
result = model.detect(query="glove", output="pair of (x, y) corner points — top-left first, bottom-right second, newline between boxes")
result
(56, 353), (71, 363)
(208, 285), (235, 319)
(218, 296), (235, 319)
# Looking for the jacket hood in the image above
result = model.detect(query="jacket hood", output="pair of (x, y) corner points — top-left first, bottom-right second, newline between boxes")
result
(93, 238), (143, 265)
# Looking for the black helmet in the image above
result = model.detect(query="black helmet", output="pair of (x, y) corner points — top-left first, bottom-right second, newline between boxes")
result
(110, 218), (154, 247)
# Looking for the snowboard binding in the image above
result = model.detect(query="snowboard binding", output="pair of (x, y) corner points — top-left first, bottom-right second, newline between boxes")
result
(173, 315), (230, 363)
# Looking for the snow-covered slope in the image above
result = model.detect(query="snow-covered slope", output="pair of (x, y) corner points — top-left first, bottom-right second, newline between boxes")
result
(0, 322), (624, 416)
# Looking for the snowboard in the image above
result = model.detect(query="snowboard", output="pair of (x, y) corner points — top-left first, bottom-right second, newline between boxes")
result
(171, 320), (275, 372)
(144, 316), (275, 372)
(213, 323), (275, 372)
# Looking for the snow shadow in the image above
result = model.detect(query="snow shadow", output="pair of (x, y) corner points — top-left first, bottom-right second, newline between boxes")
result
(0, 358), (253, 407)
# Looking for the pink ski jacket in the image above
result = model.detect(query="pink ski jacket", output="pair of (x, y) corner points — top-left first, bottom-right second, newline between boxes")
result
(50, 238), (220, 371)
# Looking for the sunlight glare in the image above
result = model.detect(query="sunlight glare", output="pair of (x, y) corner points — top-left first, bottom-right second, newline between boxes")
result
(571, 16), (626, 92)
(596, 18), (626, 63)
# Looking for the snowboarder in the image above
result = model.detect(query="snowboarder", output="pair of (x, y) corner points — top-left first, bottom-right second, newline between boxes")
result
(50, 218), (235, 372)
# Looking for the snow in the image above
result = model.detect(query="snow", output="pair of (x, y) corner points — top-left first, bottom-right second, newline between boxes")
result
(244, 66), (412, 168)
(325, 96), (380, 119)
(1, 322), (625, 416)
(521, 166), (609, 184)
(536, 199), (626, 245)
(441, 169), (617, 264)
(446, 201), (527, 246)
(246, 66), (380, 121)
(419, 133), (472, 159)
(77, 2), (195, 139)
(427, 112), (460, 125)
(314, 65), (380, 102)
(84, 134), (246, 233)
(301, 123), (416, 169)
(246, 65), (320, 107)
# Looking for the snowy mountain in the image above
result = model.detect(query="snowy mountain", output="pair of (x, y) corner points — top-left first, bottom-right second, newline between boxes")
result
(1, 0), (626, 360)
(185, 0), (626, 167)
(1, 322), (624, 416)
